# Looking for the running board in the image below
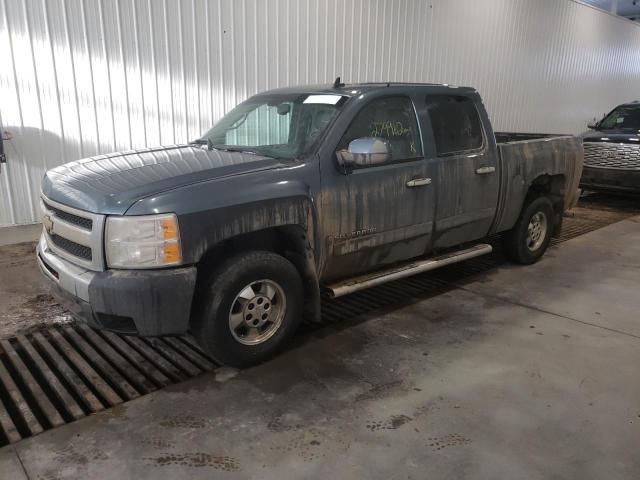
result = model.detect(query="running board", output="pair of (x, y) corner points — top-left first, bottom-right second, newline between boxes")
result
(326, 244), (493, 298)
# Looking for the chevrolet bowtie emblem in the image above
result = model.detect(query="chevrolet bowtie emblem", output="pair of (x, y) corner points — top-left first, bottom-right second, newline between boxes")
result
(43, 213), (54, 235)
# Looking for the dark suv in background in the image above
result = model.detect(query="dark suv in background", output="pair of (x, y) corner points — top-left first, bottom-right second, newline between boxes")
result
(581, 102), (640, 194)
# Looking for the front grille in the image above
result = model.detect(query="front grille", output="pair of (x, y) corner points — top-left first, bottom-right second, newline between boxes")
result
(50, 234), (92, 261)
(41, 195), (104, 270)
(584, 142), (640, 170)
(43, 201), (93, 230)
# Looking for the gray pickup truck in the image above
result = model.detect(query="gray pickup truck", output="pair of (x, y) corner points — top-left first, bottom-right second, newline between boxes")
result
(37, 82), (583, 367)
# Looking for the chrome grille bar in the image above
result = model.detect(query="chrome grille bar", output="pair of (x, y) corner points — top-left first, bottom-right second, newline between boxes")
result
(40, 195), (105, 271)
(583, 142), (640, 170)
(42, 200), (93, 230)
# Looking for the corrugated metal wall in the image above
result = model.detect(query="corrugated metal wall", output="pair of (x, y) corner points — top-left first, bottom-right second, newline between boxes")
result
(1, 0), (640, 226)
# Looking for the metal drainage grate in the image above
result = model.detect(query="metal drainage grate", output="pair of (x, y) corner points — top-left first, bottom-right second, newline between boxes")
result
(551, 203), (637, 246)
(0, 325), (217, 446)
(0, 195), (637, 447)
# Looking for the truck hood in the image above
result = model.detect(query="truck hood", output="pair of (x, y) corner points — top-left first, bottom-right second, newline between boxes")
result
(41, 145), (287, 214)
(581, 129), (640, 144)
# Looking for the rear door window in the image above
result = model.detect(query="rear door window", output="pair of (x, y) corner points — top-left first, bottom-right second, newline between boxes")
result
(425, 95), (483, 156)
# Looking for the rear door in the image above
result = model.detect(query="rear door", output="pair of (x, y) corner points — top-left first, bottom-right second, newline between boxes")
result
(424, 94), (500, 248)
(319, 94), (436, 281)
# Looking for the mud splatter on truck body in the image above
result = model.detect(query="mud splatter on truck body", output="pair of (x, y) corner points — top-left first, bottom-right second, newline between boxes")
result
(36, 82), (582, 357)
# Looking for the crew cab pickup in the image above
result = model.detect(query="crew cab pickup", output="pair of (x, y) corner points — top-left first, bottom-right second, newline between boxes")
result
(38, 82), (583, 367)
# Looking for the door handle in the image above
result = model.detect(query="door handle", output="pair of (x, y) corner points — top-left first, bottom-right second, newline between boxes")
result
(475, 166), (496, 175)
(406, 178), (432, 187)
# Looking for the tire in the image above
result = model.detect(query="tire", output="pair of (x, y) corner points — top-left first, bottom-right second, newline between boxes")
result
(192, 251), (304, 368)
(502, 196), (554, 265)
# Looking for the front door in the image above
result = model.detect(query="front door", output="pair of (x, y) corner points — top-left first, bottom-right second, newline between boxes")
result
(424, 94), (500, 248)
(320, 95), (436, 282)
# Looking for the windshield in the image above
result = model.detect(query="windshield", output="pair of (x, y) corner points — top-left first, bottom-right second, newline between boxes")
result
(199, 93), (347, 159)
(598, 105), (640, 131)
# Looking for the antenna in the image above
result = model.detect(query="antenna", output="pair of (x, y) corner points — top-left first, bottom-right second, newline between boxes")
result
(333, 76), (344, 88)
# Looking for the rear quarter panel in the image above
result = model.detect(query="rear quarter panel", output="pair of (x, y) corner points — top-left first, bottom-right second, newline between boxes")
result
(492, 136), (583, 233)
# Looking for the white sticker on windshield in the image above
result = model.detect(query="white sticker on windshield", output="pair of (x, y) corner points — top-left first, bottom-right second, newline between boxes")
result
(303, 94), (343, 105)
(616, 117), (624, 123)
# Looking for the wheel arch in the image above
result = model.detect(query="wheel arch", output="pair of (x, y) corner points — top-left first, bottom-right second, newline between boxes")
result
(501, 195), (555, 265)
(523, 173), (566, 236)
(496, 172), (566, 237)
(192, 225), (321, 326)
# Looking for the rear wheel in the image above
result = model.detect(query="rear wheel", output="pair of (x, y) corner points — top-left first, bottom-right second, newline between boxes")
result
(502, 196), (554, 265)
(192, 251), (303, 367)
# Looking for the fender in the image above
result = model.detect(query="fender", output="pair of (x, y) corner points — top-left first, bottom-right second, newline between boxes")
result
(125, 164), (320, 266)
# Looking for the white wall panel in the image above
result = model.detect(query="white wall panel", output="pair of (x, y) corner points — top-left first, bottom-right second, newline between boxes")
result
(1, 0), (640, 226)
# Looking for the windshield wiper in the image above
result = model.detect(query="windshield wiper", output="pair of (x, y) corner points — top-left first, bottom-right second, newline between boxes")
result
(195, 141), (285, 159)
(210, 144), (260, 155)
(191, 138), (246, 152)
(190, 138), (217, 151)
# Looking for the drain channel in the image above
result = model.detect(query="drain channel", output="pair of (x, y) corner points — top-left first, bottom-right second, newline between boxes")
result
(0, 194), (637, 446)
(0, 326), (217, 446)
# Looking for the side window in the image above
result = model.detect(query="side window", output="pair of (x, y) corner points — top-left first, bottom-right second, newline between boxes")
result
(338, 96), (422, 163)
(425, 95), (483, 156)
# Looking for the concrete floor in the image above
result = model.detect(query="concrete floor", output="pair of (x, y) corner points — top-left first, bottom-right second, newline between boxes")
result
(1, 217), (640, 479)
(0, 224), (42, 247)
(0, 241), (73, 340)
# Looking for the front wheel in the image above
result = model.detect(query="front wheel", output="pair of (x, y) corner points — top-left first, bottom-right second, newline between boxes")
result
(192, 251), (303, 368)
(502, 196), (554, 265)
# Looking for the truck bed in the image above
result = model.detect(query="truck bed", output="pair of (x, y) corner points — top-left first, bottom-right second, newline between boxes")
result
(495, 132), (569, 143)
(491, 133), (584, 234)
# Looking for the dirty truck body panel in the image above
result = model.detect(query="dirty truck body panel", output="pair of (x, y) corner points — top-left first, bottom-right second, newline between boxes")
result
(317, 85), (581, 280)
(41, 146), (290, 215)
(317, 86), (437, 280)
(427, 91), (501, 249)
(37, 82), (583, 338)
(492, 136), (583, 234)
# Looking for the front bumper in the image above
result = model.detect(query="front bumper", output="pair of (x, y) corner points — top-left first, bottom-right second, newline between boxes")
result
(37, 234), (197, 336)
(580, 166), (640, 194)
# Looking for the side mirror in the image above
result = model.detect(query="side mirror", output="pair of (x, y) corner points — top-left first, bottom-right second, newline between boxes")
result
(587, 121), (598, 130)
(336, 137), (392, 172)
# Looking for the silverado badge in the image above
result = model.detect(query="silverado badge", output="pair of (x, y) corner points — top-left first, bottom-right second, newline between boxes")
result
(332, 227), (377, 241)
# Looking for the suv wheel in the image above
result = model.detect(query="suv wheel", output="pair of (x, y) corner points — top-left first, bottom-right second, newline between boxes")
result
(502, 196), (554, 265)
(192, 251), (303, 368)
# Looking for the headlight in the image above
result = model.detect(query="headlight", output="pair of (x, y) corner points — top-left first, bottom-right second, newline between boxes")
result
(105, 213), (182, 269)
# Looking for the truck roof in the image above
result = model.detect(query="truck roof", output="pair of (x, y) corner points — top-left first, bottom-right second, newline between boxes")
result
(258, 82), (478, 97)
(617, 100), (640, 108)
